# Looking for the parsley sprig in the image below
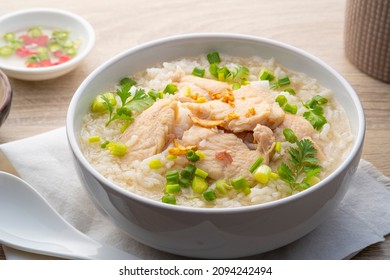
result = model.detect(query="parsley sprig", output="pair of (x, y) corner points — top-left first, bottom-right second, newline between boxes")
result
(277, 139), (322, 192)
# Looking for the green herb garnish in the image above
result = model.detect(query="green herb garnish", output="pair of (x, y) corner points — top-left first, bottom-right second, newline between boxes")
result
(207, 51), (221, 64)
(100, 78), (154, 127)
(277, 139), (322, 192)
(303, 95), (328, 130)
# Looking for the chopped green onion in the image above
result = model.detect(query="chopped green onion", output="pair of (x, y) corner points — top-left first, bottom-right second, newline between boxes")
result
(254, 164), (272, 184)
(88, 135), (100, 143)
(231, 176), (250, 190)
(215, 179), (229, 195)
(284, 88), (296, 95)
(166, 170), (179, 184)
(217, 66), (230, 81)
(181, 164), (196, 179)
(232, 83), (241, 90)
(164, 183), (181, 194)
(91, 92), (117, 112)
(163, 83), (178, 94)
(107, 142), (127, 157)
(178, 177), (191, 188)
(3, 32), (16, 42)
(234, 66), (250, 80)
(149, 159), (163, 169)
(304, 175), (320, 186)
(194, 168), (208, 179)
(278, 76), (291, 87)
(305, 95), (328, 109)
(259, 68), (275, 81)
(166, 154), (177, 161)
(275, 95), (287, 107)
(148, 89), (160, 101)
(161, 193), (176, 204)
(209, 63), (219, 78)
(271, 76), (291, 89)
(28, 26), (43, 38)
(275, 141), (282, 153)
(0, 46), (14, 57)
(185, 149), (200, 162)
(192, 67), (205, 77)
(48, 41), (61, 52)
(195, 150), (206, 160)
(283, 103), (298, 114)
(283, 128), (298, 143)
(120, 121), (131, 133)
(100, 140), (110, 149)
(242, 186), (251, 195)
(192, 175), (208, 194)
(52, 29), (68, 40)
(207, 51), (221, 64)
(249, 156), (264, 173)
(271, 172), (279, 180)
(203, 188), (217, 201)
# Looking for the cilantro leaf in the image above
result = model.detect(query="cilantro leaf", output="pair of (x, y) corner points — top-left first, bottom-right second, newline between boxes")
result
(97, 78), (156, 128)
(277, 162), (294, 184)
(303, 106), (327, 130)
(100, 95), (116, 126)
(125, 88), (154, 112)
(116, 83), (132, 106)
(303, 95), (328, 131)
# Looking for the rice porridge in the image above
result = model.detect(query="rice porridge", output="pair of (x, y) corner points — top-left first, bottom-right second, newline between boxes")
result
(80, 52), (354, 208)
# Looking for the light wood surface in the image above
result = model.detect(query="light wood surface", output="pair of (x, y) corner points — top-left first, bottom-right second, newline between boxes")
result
(0, 0), (389, 260)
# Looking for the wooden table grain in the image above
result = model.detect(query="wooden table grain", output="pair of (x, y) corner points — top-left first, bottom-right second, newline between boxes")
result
(0, 0), (389, 260)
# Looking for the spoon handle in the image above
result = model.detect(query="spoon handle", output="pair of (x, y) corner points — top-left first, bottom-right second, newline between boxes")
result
(0, 172), (139, 260)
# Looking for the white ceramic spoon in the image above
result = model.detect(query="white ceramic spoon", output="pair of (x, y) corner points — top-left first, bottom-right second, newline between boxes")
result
(0, 171), (139, 260)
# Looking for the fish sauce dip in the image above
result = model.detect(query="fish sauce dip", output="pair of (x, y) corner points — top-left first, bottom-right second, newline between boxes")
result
(80, 52), (354, 208)
(0, 26), (80, 68)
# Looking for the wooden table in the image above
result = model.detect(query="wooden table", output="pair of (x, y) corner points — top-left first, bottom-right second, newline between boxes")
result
(0, 0), (389, 260)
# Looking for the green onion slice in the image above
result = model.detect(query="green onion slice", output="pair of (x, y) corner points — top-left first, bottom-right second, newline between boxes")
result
(283, 128), (297, 143)
(186, 149), (200, 162)
(207, 51), (221, 64)
(249, 156), (264, 173)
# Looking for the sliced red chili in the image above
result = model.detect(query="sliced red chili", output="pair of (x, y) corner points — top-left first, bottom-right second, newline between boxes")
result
(39, 59), (53, 67)
(16, 47), (38, 58)
(19, 35), (35, 45)
(36, 35), (49, 46)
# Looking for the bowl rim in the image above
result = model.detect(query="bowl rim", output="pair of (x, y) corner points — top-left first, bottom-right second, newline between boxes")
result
(0, 7), (95, 74)
(0, 69), (12, 113)
(67, 32), (366, 214)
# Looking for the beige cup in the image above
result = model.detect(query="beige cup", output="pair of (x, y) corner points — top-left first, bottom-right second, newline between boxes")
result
(345, 0), (390, 83)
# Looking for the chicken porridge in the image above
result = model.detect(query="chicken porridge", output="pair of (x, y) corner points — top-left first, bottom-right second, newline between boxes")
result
(81, 52), (354, 207)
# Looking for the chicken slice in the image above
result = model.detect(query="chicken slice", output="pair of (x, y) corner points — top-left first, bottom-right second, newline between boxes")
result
(184, 84), (285, 132)
(182, 125), (270, 181)
(119, 99), (178, 162)
(278, 114), (314, 139)
(180, 75), (232, 95)
(253, 124), (275, 154)
(174, 74), (233, 103)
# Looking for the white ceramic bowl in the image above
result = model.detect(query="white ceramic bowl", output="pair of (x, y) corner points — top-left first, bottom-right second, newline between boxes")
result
(67, 33), (365, 259)
(0, 8), (95, 81)
(0, 69), (12, 127)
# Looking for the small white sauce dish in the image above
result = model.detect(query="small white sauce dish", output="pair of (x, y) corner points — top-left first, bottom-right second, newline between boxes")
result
(0, 8), (95, 81)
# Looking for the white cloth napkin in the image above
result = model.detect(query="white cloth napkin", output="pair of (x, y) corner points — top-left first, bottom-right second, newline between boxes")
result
(1, 127), (390, 260)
